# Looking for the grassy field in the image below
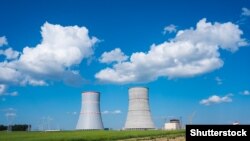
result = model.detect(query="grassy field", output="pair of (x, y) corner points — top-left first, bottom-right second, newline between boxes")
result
(0, 130), (185, 141)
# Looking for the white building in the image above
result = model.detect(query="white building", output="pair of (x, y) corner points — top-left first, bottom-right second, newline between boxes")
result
(164, 119), (181, 130)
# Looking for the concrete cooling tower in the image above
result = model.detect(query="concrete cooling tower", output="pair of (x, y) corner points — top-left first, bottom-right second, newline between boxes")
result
(76, 91), (104, 130)
(124, 87), (155, 130)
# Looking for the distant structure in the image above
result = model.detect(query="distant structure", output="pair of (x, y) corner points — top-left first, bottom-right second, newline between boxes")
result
(188, 111), (196, 124)
(76, 91), (104, 130)
(164, 119), (181, 130)
(233, 121), (240, 125)
(124, 87), (155, 130)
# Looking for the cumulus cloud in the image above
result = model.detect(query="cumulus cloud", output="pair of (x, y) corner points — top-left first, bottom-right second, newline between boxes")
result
(5, 112), (16, 117)
(0, 48), (20, 60)
(0, 36), (8, 46)
(113, 110), (122, 114)
(163, 24), (177, 34)
(242, 7), (250, 16)
(0, 84), (18, 96)
(9, 91), (18, 96)
(0, 107), (16, 112)
(0, 22), (98, 86)
(2, 91), (19, 97)
(241, 90), (250, 95)
(200, 94), (233, 106)
(237, 7), (250, 25)
(102, 110), (122, 115)
(66, 111), (77, 115)
(1, 108), (17, 119)
(0, 84), (7, 95)
(99, 48), (128, 64)
(96, 18), (247, 84)
(18, 22), (97, 74)
(215, 76), (223, 85)
(102, 110), (110, 114)
(26, 79), (48, 86)
(0, 62), (23, 85)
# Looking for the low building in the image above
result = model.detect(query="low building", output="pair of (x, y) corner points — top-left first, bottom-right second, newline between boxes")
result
(164, 119), (181, 130)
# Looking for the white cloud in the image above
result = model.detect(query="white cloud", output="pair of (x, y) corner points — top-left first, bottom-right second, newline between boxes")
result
(96, 18), (247, 84)
(0, 84), (7, 95)
(102, 110), (109, 114)
(241, 90), (250, 95)
(237, 7), (250, 25)
(0, 48), (20, 60)
(0, 22), (98, 86)
(163, 24), (177, 34)
(0, 84), (18, 97)
(25, 79), (48, 86)
(1, 108), (17, 119)
(0, 62), (22, 85)
(66, 111), (78, 115)
(18, 22), (97, 75)
(113, 110), (122, 114)
(242, 7), (250, 16)
(175, 19), (246, 52)
(0, 36), (8, 47)
(0, 107), (16, 112)
(9, 91), (18, 96)
(102, 110), (122, 115)
(215, 76), (223, 85)
(5, 112), (16, 117)
(99, 48), (128, 64)
(200, 94), (233, 106)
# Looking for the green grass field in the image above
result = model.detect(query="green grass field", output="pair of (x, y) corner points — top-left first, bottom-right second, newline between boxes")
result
(0, 130), (185, 141)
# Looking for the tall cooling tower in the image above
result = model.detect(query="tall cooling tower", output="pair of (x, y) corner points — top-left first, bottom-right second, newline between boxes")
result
(124, 87), (155, 130)
(76, 91), (104, 130)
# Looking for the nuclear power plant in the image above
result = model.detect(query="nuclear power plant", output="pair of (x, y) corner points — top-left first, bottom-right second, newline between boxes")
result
(76, 91), (104, 130)
(76, 87), (157, 130)
(124, 87), (155, 130)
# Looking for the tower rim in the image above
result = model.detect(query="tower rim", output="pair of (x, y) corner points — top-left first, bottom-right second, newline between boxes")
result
(128, 86), (149, 90)
(82, 91), (100, 94)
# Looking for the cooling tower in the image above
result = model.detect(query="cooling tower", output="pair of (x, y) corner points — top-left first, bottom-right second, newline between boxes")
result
(76, 91), (104, 130)
(124, 87), (155, 130)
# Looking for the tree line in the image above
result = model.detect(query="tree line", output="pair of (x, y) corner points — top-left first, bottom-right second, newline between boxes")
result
(0, 124), (31, 131)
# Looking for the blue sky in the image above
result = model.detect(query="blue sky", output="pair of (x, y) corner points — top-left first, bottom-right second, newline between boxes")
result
(0, 0), (250, 130)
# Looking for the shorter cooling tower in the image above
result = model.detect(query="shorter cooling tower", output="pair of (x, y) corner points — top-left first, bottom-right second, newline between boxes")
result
(76, 91), (104, 130)
(124, 87), (155, 130)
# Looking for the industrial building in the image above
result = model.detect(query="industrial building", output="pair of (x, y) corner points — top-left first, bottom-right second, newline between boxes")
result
(164, 119), (181, 130)
(76, 91), (104, 130)
(124, 87), (155, 130)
